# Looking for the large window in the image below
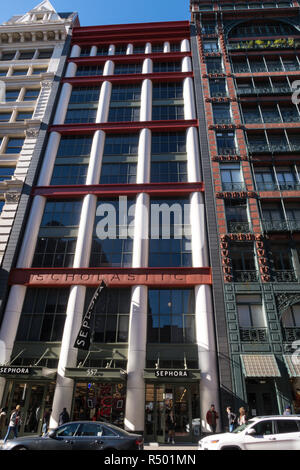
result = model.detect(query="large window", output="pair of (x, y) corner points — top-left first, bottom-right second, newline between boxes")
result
(16, 288), (69, 342)
(76, 65), (103, 76)
(152, 132), (186, 155)
(152, 83), (183, 100)
(237, 295), (266, 328)
(220, 163), (244, 191)
(100, 162), (137, 184)
(153, 62), (181, 73)
(110, 84), (141, 101)
(69, 87), (100, 104)
(114, 64), (142, 75)
(65, 108), (97, 124)
(151, 161), (187, 183)
(108, 107), (140, 122)
(56, 136), (93, 158)
(0, 167), (15, 181)
(84, 288), (131, 342)
(50, 165), (88, 186)
(5, 138), (24, 154)
(40, 200), (82, 227)
(103, 134), (139, 155)
(32, 237), (77, 268)
(152, 105), (184, 121)
(148, 289), (196, 343)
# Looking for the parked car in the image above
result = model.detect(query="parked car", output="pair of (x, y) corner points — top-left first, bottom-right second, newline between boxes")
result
(2, 421), (144, 451)
(198, 415), (300, 450)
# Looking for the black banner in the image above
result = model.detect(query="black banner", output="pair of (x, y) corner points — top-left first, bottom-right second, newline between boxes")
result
(74, 280), (107, 350)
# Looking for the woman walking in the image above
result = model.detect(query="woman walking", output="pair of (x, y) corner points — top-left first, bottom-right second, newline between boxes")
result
(237, 407), (247, 426)
(3, 405), (21, 443)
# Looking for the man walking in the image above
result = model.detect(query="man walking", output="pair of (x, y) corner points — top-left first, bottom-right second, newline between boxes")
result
(3, 405), (21, 443)
(206, 404), (219, 433)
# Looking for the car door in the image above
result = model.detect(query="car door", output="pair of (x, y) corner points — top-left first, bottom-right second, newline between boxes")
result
(243, 419), (278, 450)
(71, 422), (105, 450)
(273, 419), (300, 450)
(38, 423), (81, 450)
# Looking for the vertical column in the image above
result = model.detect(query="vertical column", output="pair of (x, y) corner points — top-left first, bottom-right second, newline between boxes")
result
(125, 56), (152, 432)
(90, 46), (97, 56)
(145, 43), (152, 54)
(70, 44), (81, 58)
(163, 41), (170, 53)
(53, 58), (78, 125)
(127, 44), (133, 55)
(181, 39), (190, 52)
(108, 44), (115, 55)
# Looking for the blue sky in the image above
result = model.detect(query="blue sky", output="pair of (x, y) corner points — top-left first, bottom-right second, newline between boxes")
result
(0, 0), (190, 26)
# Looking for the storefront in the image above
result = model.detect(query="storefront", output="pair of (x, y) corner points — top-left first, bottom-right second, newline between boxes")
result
(144, 369), (201, 443)
(66, 368), (127, 427)
(0, 366), (56, 436)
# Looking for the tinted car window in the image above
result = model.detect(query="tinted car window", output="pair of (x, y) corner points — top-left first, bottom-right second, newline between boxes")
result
(56, 423), (80, 437)
(79, 423), (103, 436)
(253, 420), (274, 435)
(102, 426), (119, 437)
(276, 420), (299, 434)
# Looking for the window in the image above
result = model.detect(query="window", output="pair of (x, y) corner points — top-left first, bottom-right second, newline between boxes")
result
(108, 106), (140, 122)
(37, 49), (53, 59)
(213, 104), (231, 124)
(90, 199), (134, 268)
(16, 288), (69, 342)
(65, 108), (97, 124)
(216, 132), (237, 154)
(96, 46), (109, 56)
(84, 288), (131, 342)
(282, 304), (300, 327)
(0, 167), (15, 181)
(56, 136), (93, 157)
(206, 58), (223, 74)
(110, 84), (141, 101)
(152, 105), (184, 121)
(147, 289), (196, 343)
(32, 67), (48, 75)
(203, 40), (219, 52)
(103, 134), (139, 155)
(153, 83), (183, 100)
(255, 168), (275, 191)
(1, 52), (15, 61)
(23, 89), (40, 101)
(5, 138), (24, 154)
(78, 423), (103, 437)
(40, 200), (82, 227)
(5, 90), (20, 102)
(153, 62), (181, 73)
(50, 164), (88, 186)
(11, 68), (28, 76)
(56, 423), (80, 437)
(275, 420), (299, 434)
(220, 163), (243, 191)
(100, 163), (137, 184)
(80, 47), (91, 57)
(133, 45), (145, 54)
(237, 295), (265, 328)
(19, 51), (35, 60)
(0, 113), (11, 122)
(209, 78), (227, 97)
(76, 65), (103, 76)
(225, 200), (249, 232)
(0, 201), (4, 215)
(152, 132), (186, 154)
(114, 63), (142, 75)
(269, 243), (294, 270)
(151, 161), (187, 183)
(32, 237), (77, 268)
(152, 44), (164, 53)
(0, 69), (7, 76)
(115, 45), (127, 55)
(253, 421), (274, 436)
(230, 242), (257, 281)
(16, 111), (33, 121)
(69, 87), (100, 104)
(170, 43), (181, 52)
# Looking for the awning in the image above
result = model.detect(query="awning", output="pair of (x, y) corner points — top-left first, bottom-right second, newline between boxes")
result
(283, 355), (300, 377)
(240, 354), (281, 378)
(65, 368), (127, 381)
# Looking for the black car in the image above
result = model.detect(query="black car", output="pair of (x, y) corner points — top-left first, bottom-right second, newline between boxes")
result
(2, 421), (144, 450)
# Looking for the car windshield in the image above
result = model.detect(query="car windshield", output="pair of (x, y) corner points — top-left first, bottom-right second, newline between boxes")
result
(232, 420), (255, 433)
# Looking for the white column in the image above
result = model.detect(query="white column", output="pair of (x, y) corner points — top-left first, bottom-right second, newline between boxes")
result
(183, 77), (196, 121)
(125, 285), (148, 432)
(163, 41), (170, 53)
(53, 83), (72, 125)
(90, 46), (97, 56)
(142, 58), (153, 75)
(103, 60), (114, 76)
(126, 44), (133, 55)
(96, 82), (112, 122)
(108, 44), (115, 55)
(70, 44), (81, 58)
(181, 39), (190, 52)
(65, 62), (77, 78)
(195, 285), (220, 433)
(186, 127), (202, 183)
(49, 285), (86, 428)
(145, 43), (152, 54)
(182, 56), (192, 73)
(37, 132), (61, 187)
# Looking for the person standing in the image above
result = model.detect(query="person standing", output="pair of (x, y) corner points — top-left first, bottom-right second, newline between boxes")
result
(226, 406), (236, 432)
(237, 407), (247, 426)
(0, 407), (7, 439)
(58, 408), (70, 426)
(42, 408), (52, 435)
(3, 405), (21, 444)
(206, 404), (219, 433)
(283, 406), (292, 416)
(166, 411), (176, 444)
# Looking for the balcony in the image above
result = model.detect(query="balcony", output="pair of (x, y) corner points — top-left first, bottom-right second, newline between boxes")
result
(282, 327), (300, 342)
(233, 270), (259, 282)
(228, 38), (300, 51)
(244, 115), (300, 125)
(248, 143), (298, 154)
(240, 327), (268, 342)
(256, 182), (300, 192)
(217, 147), (239, 155)
(262, 220), (300, 232)
(273, 270), (298, 283)
(227, 221), (252, 233)
(237, 86), (292, 96)
(214, 117), (234, 125)
(222, 182), (247, 191)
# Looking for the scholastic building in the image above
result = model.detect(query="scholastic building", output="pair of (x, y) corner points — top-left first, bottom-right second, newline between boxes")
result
(0, 20), (219, 442)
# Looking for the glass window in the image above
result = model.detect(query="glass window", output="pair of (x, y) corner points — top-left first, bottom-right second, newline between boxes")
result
(56, 423), (80, 437)
(253, 421), (274, 436)
(96, 46), (109, 56)
(16, 111), (33, 121)
(18, 51), (35, 60)
(32, 237), (77, 268)
(237, 295), (265, 328)
(37, 49), (53, 59)
(23, 89), (40, 101)
(152, 132), (186, 154)
(1, 52), (15, 61)
(65, 108), (97, 124)
(216, 132), (237, 154)
(32, 67), (48, 75)
(69, 87), (100, 104)
(103, 134), (139, 155)
(115, 45), (127, 55)
(151, 161), (187, 183)
(50, 164), (88, 186)
(100, 162), (137, 184)
(57, 136), (93, 157)
(108, 107), (140, 122)
(206, 58), (223, 73)
(80, 47), (91, 57)
(76, 65), (103, 76)
(114, 63), (142, 74)
(0, 69), (7, 76)
(0, 167), (15, 181)
(110, 84), (141, 101)
(220, 163), (243, 191)
(209, 78), (227, 97)
(153, 62), (181, 73)
(282, 304), (300, 327)
(203, 41), (219, 52)
(78, 423), (103, 436)
(153, 83), (183, 100)
(11, 69), (28, 76)
(152, 105), (184, 121)
(0, 201), (4, 215)
(5, 90), (20, 101)
(5, 138), (24, 154)
(0, 113), (11, 122)
(133, 45), (145, 54)
(40, 200), (82, 227)
(275, 420), (299, 434)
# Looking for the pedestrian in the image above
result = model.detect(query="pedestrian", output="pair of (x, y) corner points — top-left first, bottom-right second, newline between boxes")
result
(226, 406), (236, 432)
(237, 407), (247, 426)
(3, 405), (21, 444)
(283, 406), (292, 416)
(58, 407), (70, 426)
(166, 411), (176, 444)
(0, 407), (7, 439)
(206, 404), (219, 433)
(42, 408), (52, 435)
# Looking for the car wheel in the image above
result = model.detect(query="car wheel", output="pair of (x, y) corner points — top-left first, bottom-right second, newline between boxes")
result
(220, 446), (241, 450)
(13, 446), (28, 451)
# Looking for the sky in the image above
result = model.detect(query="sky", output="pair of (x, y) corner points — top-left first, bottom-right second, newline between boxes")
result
(0, 0), (190, 27)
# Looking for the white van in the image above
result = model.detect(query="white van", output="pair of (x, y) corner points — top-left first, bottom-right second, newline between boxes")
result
(198, 416), (300, 450)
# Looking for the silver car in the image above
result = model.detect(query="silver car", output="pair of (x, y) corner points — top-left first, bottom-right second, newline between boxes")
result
(2, 421), (144, 451)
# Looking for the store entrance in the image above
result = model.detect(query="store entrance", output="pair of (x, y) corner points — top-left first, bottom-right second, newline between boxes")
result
(3, 381), (55, 436)
(145, 383), (200, 443)
(246, 379), (279, 417)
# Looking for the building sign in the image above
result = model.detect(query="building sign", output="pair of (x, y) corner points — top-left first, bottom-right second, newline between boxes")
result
(10, 268), (212, 287)
(155, 370), (190, 378)
(0, 366), (33, 376)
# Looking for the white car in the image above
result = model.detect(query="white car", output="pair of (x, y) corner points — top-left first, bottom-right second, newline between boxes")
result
(198, 415), (300, 450)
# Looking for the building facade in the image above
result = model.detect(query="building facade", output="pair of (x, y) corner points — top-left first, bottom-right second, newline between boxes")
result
(191, 0), (300, 419)
(0, 1), (78, 317)
(0, 20), (219, 441)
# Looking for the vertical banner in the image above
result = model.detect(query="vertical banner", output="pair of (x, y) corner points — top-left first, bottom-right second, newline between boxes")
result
(74, 280), (107, 350)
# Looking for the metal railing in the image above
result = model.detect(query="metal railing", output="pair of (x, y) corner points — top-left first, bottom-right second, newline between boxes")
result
(233, 270), (259, 282)
(256, 182), (300, 191)
(222, 182), (247, 191)
(262, 219), (300, 232)
(227, 221), (252, 233)
(273, 270), (298, 282)
(240, 327), (268, 342)
(217, 147), (239, 155)
(237, 86), (292, 96)
(282, 327), (300, 343)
